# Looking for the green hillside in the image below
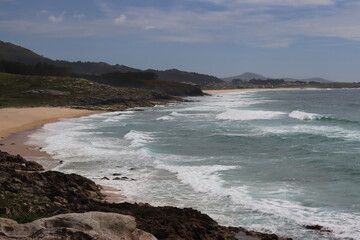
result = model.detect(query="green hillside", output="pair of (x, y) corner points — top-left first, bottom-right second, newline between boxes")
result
(0, 72), (178, 109)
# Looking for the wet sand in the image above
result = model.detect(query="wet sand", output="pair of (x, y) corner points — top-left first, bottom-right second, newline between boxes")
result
(0, 107), (97, 139)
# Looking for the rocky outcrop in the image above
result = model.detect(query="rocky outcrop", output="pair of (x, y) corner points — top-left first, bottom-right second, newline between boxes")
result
(0, 150), (104, 220)
(0, 150), (292, 240)
(0, 211), (157, 240)
(0, 151), (44, 171)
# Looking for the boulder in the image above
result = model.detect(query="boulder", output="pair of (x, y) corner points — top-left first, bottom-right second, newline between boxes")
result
(0, 211), (157, 240)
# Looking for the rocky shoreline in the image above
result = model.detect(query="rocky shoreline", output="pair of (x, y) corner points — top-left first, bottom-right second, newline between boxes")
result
(0, 150), (293, 240)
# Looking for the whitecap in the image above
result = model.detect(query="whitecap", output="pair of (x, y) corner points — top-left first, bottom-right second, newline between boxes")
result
(289, 110), (327, 121)
(156, 115), (174, 121)
(216, 109), (286, 121)
(124, 130), (153, 148)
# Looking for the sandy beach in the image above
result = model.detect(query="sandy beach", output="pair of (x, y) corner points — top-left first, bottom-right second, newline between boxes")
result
(203, 87), (317, 94)
(0, 107), (98, 157)
(0, 107), (97, 139)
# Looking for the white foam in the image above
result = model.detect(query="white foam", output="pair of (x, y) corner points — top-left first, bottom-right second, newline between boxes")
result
(258, 125), (360, 142)
(156, 115), (174, 121)
(170, 111), (183, 116)
(27, 121), (124, 159)
(289, 110), (327, 121)
(216, 109), (286, 121)
(156, 161), (360, 239)
(124, 130), (153, 148)
(156, 163), (239, 195)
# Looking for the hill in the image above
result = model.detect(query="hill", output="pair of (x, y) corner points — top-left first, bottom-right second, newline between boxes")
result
(223, 72), (332, 83)
(0, 72), (180, 110)
(0, 41), (50, 64)
(222, 72), (267, 82)
(147, 69), (223, 85)
(0, 40), (223, 85)
(0, 40), (140, 75)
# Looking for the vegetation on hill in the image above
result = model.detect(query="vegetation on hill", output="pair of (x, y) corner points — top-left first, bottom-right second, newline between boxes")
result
(81, 71), (204, 96)
(0, 72), (181, 109)
(0, 60), (204, 105)
(0, 60), (70, 76)
(0, 41), (49, 64)
(147, 68), (223, 85)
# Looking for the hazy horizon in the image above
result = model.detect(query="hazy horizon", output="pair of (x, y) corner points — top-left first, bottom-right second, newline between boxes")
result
(1, 0), (360, 82)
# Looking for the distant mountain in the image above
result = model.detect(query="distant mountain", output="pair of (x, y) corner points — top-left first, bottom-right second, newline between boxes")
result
(223, 72), (332, 83)
(147, 68), (223, 85)
(222, 72), (267, 82)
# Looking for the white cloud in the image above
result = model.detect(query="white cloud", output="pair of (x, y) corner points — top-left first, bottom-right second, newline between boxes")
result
(114, 14), (126, 25)
(1, 1), (360, 48)
(49, 12), (65, 23)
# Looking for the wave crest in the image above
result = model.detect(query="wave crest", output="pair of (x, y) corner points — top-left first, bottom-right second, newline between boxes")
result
(289, 110), (333, 121)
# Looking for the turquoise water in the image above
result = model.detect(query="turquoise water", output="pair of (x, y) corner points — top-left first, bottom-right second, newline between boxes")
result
(30, 89), (360, 240)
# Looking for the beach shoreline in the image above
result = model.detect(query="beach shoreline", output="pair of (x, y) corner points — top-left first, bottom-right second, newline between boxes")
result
(0, 107), (99, 159)
(203, 87), (317, 94)
(0, 107), (99, 139)
(0, 106), (129, 203)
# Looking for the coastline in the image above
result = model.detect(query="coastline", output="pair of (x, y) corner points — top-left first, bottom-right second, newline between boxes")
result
(0, 88), (315, 202)
(203, 87), (317, 94)
(0, 106), (128, 203)
(0, 107), (99, 161)
(0, 94), (310, 239)
(0, 107), (99, 140)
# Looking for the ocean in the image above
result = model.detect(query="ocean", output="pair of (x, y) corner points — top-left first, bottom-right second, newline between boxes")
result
(29, 89), (360, 240)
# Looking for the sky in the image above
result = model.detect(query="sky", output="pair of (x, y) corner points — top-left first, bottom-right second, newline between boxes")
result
(1, 0), (360, 82)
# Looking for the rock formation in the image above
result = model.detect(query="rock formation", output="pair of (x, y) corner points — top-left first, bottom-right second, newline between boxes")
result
(0, 211), (157, 240)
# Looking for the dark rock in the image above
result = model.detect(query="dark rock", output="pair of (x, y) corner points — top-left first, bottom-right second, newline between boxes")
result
(101, 177), (109, 180)
(304, 225), (332, 233)
(0, 208), (9, 215)
(112, 173), (122, 176)
(21, 89), (71, 96)
(0, 151), (44, 171)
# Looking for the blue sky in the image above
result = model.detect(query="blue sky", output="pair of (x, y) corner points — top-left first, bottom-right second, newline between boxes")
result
(1, 0), (360, 81)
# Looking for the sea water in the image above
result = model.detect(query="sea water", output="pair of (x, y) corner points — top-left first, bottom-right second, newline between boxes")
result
(29, 89), (360, 240)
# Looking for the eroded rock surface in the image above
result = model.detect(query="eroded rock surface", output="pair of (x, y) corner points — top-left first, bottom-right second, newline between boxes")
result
(0, 211), (157, 240)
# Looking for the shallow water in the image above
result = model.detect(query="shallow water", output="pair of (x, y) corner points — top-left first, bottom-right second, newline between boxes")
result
(29, 89), (360, 240)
